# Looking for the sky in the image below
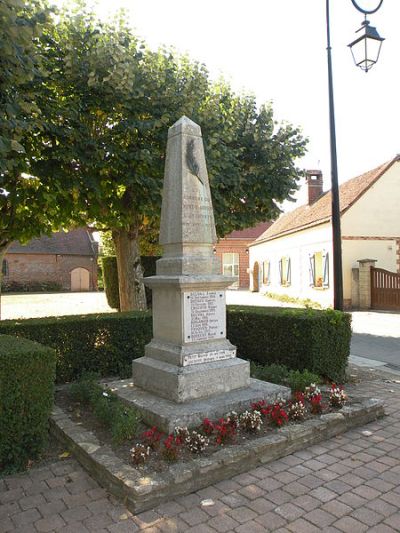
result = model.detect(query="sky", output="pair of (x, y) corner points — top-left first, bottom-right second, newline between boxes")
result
(57, 0), (399, 207)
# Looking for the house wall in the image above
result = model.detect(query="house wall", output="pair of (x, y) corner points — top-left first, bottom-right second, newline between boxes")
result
(342, 161), (400, 238)
(249, 162), (400, 309)
(3, 253), (97, 291)
(214, 239), (250, 288)
(249, 224), (334, 308)
(340, 161), (400, 303)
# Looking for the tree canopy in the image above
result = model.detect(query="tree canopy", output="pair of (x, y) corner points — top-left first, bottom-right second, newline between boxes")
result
(0, 0), (71, 254)
(2, 2), (308, 309)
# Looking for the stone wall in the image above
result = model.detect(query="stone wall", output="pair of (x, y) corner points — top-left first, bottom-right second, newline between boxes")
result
(3, 253), (97, 291)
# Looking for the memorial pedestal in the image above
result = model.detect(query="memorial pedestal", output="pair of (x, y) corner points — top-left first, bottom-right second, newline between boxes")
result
(132, 275), (250, 402)
(114, 116), (290, 432)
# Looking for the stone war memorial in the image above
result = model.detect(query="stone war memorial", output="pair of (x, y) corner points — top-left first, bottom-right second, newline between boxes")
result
(51, 117), (384, 512)
(112, 116), (290, 431)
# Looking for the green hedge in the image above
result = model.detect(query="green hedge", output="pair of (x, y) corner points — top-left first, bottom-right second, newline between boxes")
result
(102, 255), (160, 310)
(0, 335), (56, 473)
(227, 306), (351, 381)
(0, 306), (351, 384)
(102, 256), (120, 310)
(0, 312), (152, 383)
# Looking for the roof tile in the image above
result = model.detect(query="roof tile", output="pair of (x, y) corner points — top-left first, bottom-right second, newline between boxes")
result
(255, 155), (400, 244)
(8, 229), (97, 256)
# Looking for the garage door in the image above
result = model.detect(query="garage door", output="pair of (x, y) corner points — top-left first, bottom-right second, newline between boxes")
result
(70, 268), (90, 291)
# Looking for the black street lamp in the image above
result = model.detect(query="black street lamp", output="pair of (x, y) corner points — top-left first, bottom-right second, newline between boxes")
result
(325, 0), (384, 311)
(348, 1), (385, 72)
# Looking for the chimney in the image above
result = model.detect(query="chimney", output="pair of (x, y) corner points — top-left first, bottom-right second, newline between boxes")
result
(306, 170), (323, 205)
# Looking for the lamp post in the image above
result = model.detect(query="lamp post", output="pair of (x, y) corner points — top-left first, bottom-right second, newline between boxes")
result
(325, 0), (384, 311)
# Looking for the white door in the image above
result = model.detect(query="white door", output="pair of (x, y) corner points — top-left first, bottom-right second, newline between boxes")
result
(70, 268), (90, 291)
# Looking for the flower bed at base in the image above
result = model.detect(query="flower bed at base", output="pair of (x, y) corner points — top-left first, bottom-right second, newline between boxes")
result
(56, 383), (347, 473)
(51, 384), (385, 513)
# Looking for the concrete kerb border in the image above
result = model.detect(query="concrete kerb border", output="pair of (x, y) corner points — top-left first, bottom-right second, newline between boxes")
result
(50, 398), (385, 514)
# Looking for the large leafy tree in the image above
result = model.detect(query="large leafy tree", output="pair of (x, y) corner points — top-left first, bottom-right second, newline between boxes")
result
(0, 0), (79, 322)
(0, 0), (73, 263)
(35, 6), (307, 311)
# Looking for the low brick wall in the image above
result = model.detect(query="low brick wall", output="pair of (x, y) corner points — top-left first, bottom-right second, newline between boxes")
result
(50, 398), (385, 514)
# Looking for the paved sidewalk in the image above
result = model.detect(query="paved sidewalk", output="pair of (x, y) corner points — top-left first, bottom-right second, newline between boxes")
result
(1, 366), (400, 532)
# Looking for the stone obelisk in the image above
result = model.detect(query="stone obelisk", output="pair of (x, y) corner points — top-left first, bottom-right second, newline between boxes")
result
(132, 116), (249, 402)
(112, 117), (289, 432)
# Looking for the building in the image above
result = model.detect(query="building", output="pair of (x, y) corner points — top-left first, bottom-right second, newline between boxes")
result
(249, 155), (400, 309)
(2, 228), (98, 292)
(214, 222), (272, 288)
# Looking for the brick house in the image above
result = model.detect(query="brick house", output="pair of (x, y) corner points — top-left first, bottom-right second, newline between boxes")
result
(249, 155), (400, 309)
(214, 222), (272, 288)
(2, 229), (98, 292)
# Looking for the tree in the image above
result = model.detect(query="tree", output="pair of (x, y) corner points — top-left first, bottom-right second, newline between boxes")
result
(0, 0), (78, 321)
(35, 6), (307, 311)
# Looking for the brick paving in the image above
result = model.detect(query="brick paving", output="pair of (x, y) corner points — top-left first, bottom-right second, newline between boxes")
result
(1, 367), (400, 532)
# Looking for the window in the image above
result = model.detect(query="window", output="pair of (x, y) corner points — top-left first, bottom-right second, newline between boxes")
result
(263, 260), (271, 285)
(1, 259), (8, 277)
(309, 252), (329, 288)
(222, 253), (239, 288)
(279, 257), (291, 286)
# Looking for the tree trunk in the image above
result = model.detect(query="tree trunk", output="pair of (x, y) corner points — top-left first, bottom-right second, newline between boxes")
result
(112, 227), (147, 312)
(0, 242), (11, 320)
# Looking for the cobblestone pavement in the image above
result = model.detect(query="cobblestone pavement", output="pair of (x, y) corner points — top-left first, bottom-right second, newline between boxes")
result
(2, 368), (400, 532)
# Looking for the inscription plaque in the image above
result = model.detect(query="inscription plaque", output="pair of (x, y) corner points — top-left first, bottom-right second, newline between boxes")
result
(184, 291), (225, 343)
(183, 348), (236, 366)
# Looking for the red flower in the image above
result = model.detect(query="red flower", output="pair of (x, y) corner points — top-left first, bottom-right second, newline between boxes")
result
(202, 418), (214, 435)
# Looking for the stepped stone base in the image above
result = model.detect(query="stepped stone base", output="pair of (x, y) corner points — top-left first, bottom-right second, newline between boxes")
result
(108, 377), (291, 433)
(132, 357), (250, 403)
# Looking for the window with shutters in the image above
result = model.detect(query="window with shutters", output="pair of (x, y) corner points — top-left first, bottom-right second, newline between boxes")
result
(279, 257), (291, 286)
(262, 260), (271, 285)
(309, 251), (329, 288)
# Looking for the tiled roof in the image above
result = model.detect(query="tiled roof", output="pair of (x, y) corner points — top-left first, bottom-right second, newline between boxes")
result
(8, 229), (98, 256)
(254, 155), (400, 245)
(224, 221), (273, 240)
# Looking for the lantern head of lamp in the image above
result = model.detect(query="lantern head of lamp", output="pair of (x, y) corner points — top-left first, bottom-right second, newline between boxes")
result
(348, 17), (384, 72)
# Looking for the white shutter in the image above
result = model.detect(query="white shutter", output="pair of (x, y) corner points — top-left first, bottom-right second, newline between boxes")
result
(286, 258), (291, 286)
(309, 254), (315, 286)
(323, 252), (329, 288)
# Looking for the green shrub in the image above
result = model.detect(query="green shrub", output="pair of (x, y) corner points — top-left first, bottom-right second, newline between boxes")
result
(70, 371), (100, 403)
(102, 255), (160, 310)
(0, 335), (56, 473)
(69, 374), (140, 444)
(141, 256), (160, 308)
(228, 306), (351, 381)
(287, 369), (321, 392)
(2, 281), (63, 293)
(250, 363), (320, 392)
(102, 256), (120, 310)
(250, 362), (289, 384)
(0, 312), (152, 383)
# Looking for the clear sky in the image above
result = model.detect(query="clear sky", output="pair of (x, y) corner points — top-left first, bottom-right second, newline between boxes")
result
(57, 0), (399, 205)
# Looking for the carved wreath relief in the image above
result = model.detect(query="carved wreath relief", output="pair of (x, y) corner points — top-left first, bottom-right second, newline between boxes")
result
(186, 139), (204, 185)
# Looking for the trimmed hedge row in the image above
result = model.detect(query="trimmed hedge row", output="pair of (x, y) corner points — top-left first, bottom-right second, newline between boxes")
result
(0, 312), (152, 383)
(102, 256), (160, 310)
(102, 256), (120, 310)
(228, 306), (351, 381)
(0, 306), (351, 383)
(0, 335), (56, 473)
